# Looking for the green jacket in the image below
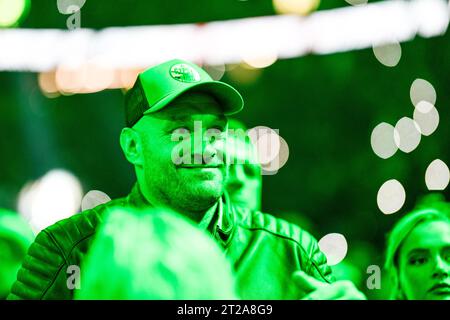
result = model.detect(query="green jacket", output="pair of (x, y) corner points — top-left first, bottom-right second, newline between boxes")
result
(8, 185), (334, 299)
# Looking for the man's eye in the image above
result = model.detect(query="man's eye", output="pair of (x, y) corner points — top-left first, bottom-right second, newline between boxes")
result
(243, 164), (259, 178)
(206, 128), (226, 141)
(211, 127), (226, 133)
(409, 257), (428, 265)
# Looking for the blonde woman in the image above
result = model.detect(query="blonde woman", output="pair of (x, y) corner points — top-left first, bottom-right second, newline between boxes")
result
(384, 207), (450, 300)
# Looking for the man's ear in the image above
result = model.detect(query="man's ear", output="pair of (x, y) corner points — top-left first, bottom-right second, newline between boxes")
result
(120, 127), (144, 166)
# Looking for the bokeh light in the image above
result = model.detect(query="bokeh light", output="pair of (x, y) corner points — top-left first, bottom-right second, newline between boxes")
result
(247, 126), (281, 166)
(376, 179), (406, 215)
(53, 64), (122, 93)
(413, 104), (439, 136)
(0, 0), (30, 27)
(203, 64), (226, 80)
(17, 169), (83, 232)
(394, 117), (421, 153)
(81, 190), (112, 211)
(56, 0), (86, 14)
(425, 159), (450, 191)
(119, 69), (141, 89)
(370, 122), (398, 159)
(226, 63), (262, 85)
(242, 53), (278, 69)
(372, 42), (402, 67)
(55, 65), (86, 93)
(83, 64), (115, 92)
(318, 233), (348, 266)
(345, 0), (368, 5)
(38, 71), (60, 98)
(261, 135), (290, 175)
(410, 78), (437, 108)
(272, 0), (320, 16)
(415, 100), (434, 114)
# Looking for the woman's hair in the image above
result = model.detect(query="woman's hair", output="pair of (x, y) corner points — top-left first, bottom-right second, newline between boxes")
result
(384, 205), (450, 299)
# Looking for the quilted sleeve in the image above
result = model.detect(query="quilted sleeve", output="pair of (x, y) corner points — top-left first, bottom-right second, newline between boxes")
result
(7, 229), (70, 300)
(301, 232), (335, 284)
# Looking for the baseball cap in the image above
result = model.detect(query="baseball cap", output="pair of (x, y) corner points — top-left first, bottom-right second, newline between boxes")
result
(124, 59), (244, 127)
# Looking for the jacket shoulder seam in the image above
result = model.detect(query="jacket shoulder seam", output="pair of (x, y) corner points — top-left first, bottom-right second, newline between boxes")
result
(54, 207), (103, 261)
(39, 230), (68, 299)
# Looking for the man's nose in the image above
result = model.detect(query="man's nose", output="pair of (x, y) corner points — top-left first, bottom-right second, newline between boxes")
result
(191, 129), (215, 151)
(192, 132), (219, 164)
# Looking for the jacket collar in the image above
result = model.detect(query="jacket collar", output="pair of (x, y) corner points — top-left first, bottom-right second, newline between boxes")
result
(126, 183), (236, 248)
(126, 183), (151, 209)
(215, 190), (236, 248)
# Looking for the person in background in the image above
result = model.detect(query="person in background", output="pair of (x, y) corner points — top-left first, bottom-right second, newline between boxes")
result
(384, 205), (450, 300)
(225, 119), (262, 211)
(76, 207), (237, 299)
(0, 209), (34, 299)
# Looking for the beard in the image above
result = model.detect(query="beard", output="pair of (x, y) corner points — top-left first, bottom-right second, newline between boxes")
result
(143, 161), (227, 214)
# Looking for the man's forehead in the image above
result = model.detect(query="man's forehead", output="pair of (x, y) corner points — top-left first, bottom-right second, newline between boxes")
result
(173, 92), (219, 104)
(168, 92), (221, 112)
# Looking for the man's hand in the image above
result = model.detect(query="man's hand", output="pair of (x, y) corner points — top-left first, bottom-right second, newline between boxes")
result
(292, 270), (366, 300)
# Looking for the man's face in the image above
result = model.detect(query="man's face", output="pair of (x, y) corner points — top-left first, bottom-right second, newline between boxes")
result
(398, 220), (450, 300)
(133, 93), (228, 213)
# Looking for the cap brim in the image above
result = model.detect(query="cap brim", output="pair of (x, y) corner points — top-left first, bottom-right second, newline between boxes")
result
(143, 80), (244, 116)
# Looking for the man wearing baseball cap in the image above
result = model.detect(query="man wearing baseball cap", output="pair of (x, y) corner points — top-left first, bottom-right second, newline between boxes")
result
(9, 59), (365, 300)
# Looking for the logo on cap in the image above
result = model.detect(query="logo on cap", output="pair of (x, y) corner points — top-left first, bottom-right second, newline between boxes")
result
(170, 64), (201, 83)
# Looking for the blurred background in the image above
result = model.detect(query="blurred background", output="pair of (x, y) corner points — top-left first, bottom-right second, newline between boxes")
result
(0, 0), (449, 298)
